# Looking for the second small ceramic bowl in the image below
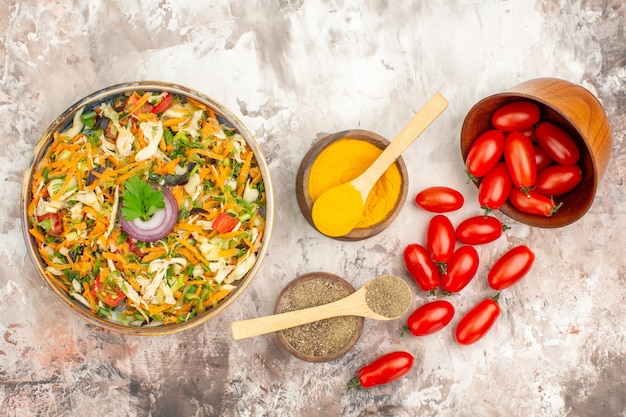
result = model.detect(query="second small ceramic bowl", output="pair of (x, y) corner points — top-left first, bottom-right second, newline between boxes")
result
(296, 130), (409, 241)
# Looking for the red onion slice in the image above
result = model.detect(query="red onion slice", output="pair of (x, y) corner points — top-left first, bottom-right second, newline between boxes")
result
(119, 184), (179, 242)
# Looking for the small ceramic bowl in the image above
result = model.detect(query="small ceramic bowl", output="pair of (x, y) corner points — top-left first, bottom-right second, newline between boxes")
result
(296, 130), (409, 240)
(274, 272), (364, 363)
(460, 77), (612, 228)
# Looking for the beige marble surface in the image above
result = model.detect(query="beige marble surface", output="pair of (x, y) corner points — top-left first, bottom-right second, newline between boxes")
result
(1, 1), (625, 416)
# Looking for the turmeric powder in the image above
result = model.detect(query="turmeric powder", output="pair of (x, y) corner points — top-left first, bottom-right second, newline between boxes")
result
(308, 138), (403, 229)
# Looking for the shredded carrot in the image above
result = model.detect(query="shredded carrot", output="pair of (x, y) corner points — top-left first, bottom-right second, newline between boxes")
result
(124, 92), (152, 118)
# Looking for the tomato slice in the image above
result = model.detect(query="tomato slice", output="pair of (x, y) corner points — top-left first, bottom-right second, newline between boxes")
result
(152, 93), (173, 115)
(535, 164), (582, 196)
(415, 186), (464, 213)
(491, 101), (540, 132)
(535, 122), (580, 166)
(91, 274), (126, 307)
(403, 243), (440, 292)
(213, 212), (240, 233)
(455, 295), (501, 345)
(465, 129), (505, 179)
(504, 131), (536, 191)
(37, 213), (63, 235)
(404, 300), (455, 336)
(487, 245), (535, 290)
(478, 162), (512, 213)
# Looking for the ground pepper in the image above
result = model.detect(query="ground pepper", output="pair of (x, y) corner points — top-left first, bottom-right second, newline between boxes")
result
(308, 138), (402, 229)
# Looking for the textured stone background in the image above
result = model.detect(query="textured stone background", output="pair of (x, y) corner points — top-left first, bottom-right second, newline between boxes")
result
(1, 1), (625, 416)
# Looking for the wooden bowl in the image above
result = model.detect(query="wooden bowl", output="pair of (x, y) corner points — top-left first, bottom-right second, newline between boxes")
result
(274, 272), (364, 362)
(460, 78), (612, 228)
(296, 130), (409, 240)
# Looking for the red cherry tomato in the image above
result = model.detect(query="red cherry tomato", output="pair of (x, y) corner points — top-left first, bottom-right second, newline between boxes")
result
(403, 243), (440, 292)
(478, 162), (513, 213)
(455, 215), (508, 245)
(455, 295), (501, 345)
(441, 246), (480, 293)
(347, 351), (414, 389)
(535, 164), (582, 196)
(509, 188), (563, 217)
(415, 186), (464, 213)
(404, 300), (455, 336)
(91, 274), (127, 307)
(535, 121), (580, 166)
(491, 101), (540, 132)
(465, 129), (505, 179)
(488, 245), (535, 290)
(533, 144), (553, 172)
(426, 215), (456, 268)
(504, 131), (536, 191)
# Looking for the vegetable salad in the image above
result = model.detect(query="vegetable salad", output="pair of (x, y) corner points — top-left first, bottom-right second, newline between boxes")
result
(27, 90), (266, 327)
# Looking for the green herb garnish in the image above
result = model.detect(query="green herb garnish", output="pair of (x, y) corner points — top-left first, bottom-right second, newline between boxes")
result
(121, 176), (165, 221)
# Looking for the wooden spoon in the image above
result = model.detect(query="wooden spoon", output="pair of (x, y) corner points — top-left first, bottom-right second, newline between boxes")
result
(230, 275), (412, 340)
(311, 92), (448, 237)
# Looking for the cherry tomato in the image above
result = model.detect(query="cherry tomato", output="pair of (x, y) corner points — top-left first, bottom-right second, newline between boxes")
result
(403, 300), (455, 336)
(478, 162), (513, 213)
(347, 351), (414, 389)
(91, 274), (127, 307)
(509, 188), (563, 217)
(403, 243), (440, 292)
(504, 131), (536, 191)
(535, 164), (582, 196)
(212, 212), (240, 233)
(491, 101), (540, 132)
(533, 144), (553, 172)
(426, 215), (456, 268)
(535, 121), (580, 165)
(415, 186), (464, 213)
(488, 245), (535, 290)
(37, 212), (63, 235)
(455, 215), (508, 245)
(455, 295), (501, 345)
(465, 129), (505, 179)
(441, 246), (480, 293)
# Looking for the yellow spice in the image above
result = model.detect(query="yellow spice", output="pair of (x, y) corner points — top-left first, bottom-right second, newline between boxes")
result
(308, 138), (402, 229)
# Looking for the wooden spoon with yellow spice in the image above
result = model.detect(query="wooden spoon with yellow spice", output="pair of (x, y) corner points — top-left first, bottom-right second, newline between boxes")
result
(311, 93), (448, 237)
(230, 275), (412, 340)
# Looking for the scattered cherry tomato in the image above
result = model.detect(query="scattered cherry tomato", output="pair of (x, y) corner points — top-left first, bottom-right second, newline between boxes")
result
(403, 300), (455, 336)
(415, 186), (464, 213)
(504, 131), (536, 191)
(403, 243), (440, 292)
(426, 215), (456, 269)
(347, 351), (415, 389)
(535, 164), (582, 196)
(212, 212), (240, 233)
(37, 212), (63, 235)
(455, 215), (508, 245)
(535, 121), (580, 166)
(533, 143), (553, 172)
(455, 294), (501, 345)
(491, 101), (540, 132)
(488, 245), (535, 290)
(465, 129), (505, 179)
(91, 274), (127, 307)
(441, 245), (480, 293)
(478, 162), (513, 213)
(509, 188), (563, 217)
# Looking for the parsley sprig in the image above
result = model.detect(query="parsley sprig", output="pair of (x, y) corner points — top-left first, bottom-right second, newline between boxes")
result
(121, 176), (165, 221)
